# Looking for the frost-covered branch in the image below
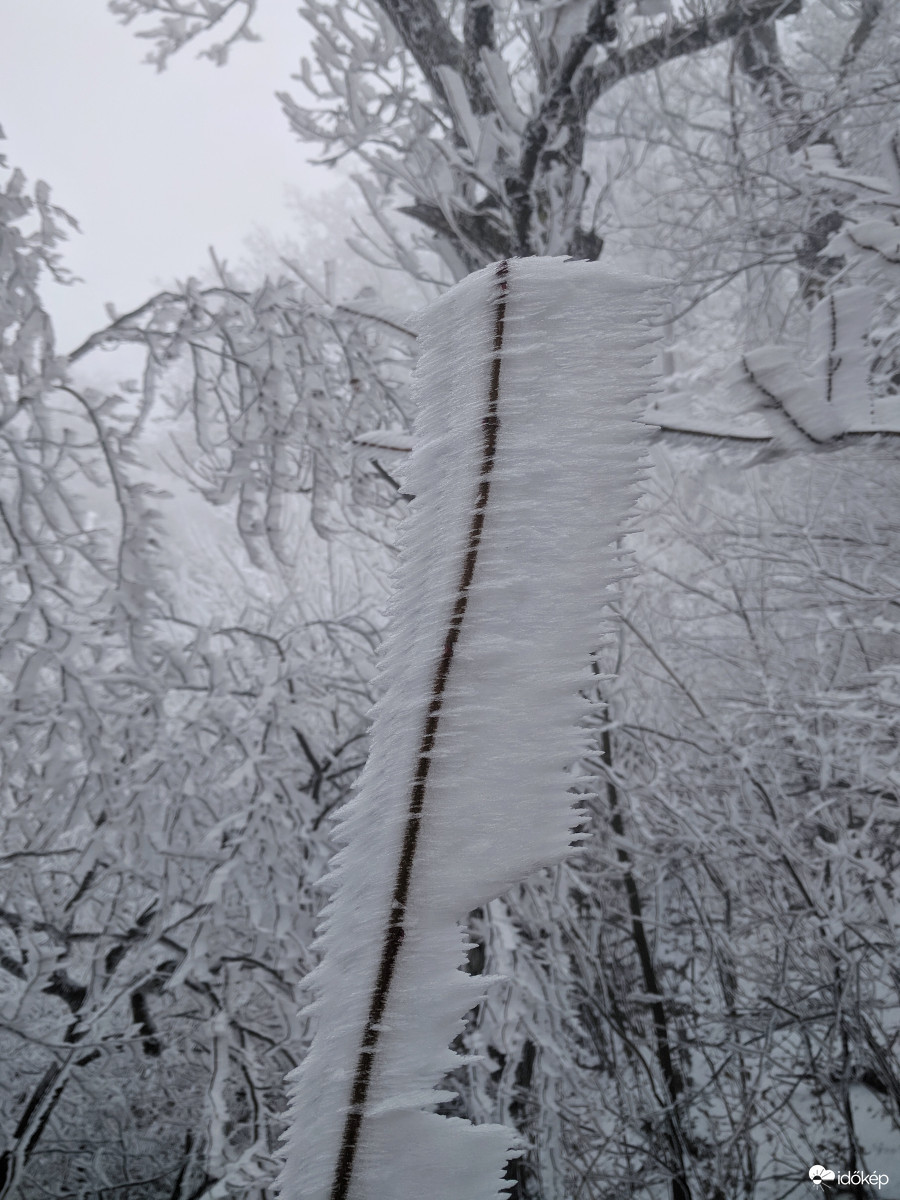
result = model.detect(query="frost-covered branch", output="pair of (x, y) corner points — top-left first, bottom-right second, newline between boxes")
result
(0, 153), (398, 1199)
(583, 0), (802, 111)
(108, 0), (260, 69)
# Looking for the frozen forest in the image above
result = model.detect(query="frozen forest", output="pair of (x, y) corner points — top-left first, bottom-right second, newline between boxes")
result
(2, 2), (900, 1199)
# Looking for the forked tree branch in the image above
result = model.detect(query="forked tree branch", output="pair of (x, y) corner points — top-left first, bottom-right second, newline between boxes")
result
(582, 0), (803, 111)
(507, 0), (801, 252)
(373, 0), (492, 112)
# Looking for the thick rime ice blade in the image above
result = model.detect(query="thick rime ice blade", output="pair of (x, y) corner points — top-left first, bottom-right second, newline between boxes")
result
(277, 258), (658, 1200)
(731, 286), (883, 448)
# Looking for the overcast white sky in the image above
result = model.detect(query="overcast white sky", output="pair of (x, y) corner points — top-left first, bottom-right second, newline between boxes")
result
(0, 1), (329, 354)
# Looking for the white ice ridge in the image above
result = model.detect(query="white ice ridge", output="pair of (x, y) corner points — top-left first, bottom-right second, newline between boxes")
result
(277, 258), (659, 1200)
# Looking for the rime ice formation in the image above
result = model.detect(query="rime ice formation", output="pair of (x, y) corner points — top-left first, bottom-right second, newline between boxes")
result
(277, 258), (658, 1200)
(734, 287), (882, 449)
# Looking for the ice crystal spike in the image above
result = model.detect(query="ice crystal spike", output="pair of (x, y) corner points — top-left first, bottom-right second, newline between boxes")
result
(278, 258), (658, 1200)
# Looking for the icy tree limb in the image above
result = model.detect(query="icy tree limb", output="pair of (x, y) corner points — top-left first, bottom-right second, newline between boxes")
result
(839, 0), (883, 72)
(373, 0), (492, 113)
(728, 285), (900, 454)
(582, 0), (802, 110)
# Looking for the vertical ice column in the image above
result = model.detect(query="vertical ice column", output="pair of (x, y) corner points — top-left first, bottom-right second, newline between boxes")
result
(278, 258), (658, 1200)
